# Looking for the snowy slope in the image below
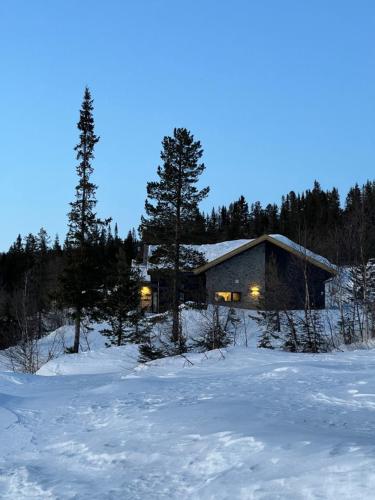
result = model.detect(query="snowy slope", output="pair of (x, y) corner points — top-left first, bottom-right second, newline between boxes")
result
(2, 341), (375, 498)
(0, 324), (107, 373)
(37, 343), (139, 376)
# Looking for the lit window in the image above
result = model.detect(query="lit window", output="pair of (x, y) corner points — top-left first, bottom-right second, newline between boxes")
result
(250, 285), (260, 299)
(140, 285), (152, 310)
(215, 291), (241, 303)
(215, 291), (231, 302)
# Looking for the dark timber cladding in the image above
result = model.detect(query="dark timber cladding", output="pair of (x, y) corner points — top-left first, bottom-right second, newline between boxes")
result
(264, 241), (332, 309)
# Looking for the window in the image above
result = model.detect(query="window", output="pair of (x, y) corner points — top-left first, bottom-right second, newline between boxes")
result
(140, 285), (152, 309)
(214, 291), (241, 303)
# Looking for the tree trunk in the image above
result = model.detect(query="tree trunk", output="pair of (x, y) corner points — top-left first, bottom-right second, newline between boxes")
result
(38, 310), (42, 339)
(172, 157), (183, 345)
(171, 262), (180, 344)
(117, 320), (122, 347)
(73, 308), (81, 353)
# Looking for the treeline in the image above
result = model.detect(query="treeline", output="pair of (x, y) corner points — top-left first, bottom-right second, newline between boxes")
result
(190, 180), (375, 264)
(0, 226), (138, 350)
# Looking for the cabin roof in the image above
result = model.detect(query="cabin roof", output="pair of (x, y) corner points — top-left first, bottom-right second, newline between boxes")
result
(147, 239), (253, 265)
(193, 234), (337, 275)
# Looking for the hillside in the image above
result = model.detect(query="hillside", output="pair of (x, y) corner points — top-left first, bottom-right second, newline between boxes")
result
(1, 326), (375, 499)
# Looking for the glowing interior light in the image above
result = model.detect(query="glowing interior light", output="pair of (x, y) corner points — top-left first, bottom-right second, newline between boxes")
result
(214, 291), (241, 302)
(250, 285), (260, 299)
(215, 291), (232, 302)
(141, 286), (152, 298)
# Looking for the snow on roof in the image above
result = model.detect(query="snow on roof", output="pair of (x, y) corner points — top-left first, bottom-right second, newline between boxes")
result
(149, 239), (254, 264)
(132, 241), (253, 278)
(268, 234), (336, 271)
(133, 240), (254, 276)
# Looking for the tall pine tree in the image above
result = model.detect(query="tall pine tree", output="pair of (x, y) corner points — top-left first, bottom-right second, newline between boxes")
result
(140, 128), (209, 347)
(62, 87), (109, 353)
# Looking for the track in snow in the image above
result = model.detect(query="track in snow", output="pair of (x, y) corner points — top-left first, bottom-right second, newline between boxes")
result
(1, 348), (375, 498)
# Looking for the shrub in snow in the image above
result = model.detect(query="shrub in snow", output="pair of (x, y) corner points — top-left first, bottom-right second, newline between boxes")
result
(138, 341), (165, 362)
(299, 309), (329, 353)
(138, 311), (188, 362)
(193, 305), (233, 352)
(254, 310), (281, 349)
(280, 311), (299, 352)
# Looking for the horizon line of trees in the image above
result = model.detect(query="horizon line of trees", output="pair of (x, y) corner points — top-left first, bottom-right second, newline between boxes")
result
(5, 178), (375, 264)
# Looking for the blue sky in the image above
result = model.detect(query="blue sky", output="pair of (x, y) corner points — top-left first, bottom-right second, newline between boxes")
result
(0, 1), (374, 250)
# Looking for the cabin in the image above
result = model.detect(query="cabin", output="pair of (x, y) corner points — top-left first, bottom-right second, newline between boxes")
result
(137, 234), (336, 312)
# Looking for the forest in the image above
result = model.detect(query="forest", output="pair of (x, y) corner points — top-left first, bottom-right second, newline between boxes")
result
(0, 87), (374, 355)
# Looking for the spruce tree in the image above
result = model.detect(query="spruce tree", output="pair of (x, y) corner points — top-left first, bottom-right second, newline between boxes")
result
(140, 128), (209, 349)
(100, 247), (141, 347)
(53, 235), (62, 253)
(124, 230), (137, 265)
(62, 87), (109, 353)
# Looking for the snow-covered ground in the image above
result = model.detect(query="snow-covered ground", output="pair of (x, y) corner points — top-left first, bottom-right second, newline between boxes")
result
(0, 323), (108, 373)
(2, 324), (375, 498)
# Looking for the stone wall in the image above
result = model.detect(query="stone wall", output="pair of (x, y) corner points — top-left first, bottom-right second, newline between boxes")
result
(205, 243), (265, 309)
